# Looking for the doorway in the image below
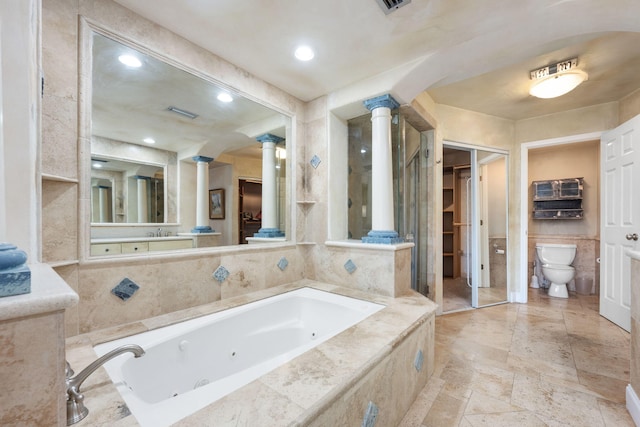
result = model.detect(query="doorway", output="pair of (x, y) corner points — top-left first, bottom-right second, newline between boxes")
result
(442, 143), (509, 312)
(238, 179), (261, 244)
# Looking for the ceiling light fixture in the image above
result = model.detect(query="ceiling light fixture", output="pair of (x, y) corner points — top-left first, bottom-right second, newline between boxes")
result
(529, 58), (587, 99)
(294, 46), (314, 61)
(217, 93), (233, 103)
(118, 54), (142, 68)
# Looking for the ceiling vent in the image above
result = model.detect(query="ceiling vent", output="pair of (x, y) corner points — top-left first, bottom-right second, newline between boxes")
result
(167, 106), (199, 120)
(375, 0), (411, 14)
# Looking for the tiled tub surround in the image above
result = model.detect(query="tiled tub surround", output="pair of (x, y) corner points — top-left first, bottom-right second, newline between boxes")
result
(66, 280), (437, 426)
(528, 235), (599, 294)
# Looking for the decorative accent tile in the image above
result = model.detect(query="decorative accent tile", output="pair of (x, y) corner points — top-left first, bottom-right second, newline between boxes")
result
(111, 278), (139, 302)
(310, 154), (321, 169)
(344, 259), (357, 274)
(414, 349), (424, 372)
(363, 401), (379, 427)
(213, 265), (230, 282)
(277, 257), (288, 271)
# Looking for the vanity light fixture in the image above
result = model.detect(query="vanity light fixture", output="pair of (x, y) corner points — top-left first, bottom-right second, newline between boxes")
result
(529, 58), (588, 99)
(143, 137), (155, 144)
(217, 93), (233, 103)
(118, 54), (142, 68)
(294, 46), (314, 61)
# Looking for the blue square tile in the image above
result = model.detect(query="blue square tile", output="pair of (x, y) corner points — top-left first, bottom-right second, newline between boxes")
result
(344, 259), (357, 274)
(213, 265), (230, 282)
(310, 155), (321, 169)
(277, 257), (288, 271)
(111, 278), (139, 302)
(414, 349), (424, 372)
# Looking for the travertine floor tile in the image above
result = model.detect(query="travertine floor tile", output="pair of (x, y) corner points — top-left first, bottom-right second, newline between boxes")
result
(405, 288), (632, 427)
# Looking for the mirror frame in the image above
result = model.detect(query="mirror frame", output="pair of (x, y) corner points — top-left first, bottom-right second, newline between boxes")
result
(78, 19), (294, 260)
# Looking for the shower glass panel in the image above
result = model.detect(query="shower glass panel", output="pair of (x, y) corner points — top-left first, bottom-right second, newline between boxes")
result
(347, 112), (429, 294)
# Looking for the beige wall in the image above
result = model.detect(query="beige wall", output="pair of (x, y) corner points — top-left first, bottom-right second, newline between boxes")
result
(528, 140), (599, 237)
(515, 103), (619, 143)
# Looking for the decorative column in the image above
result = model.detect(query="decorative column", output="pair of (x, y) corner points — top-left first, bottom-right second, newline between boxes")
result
(134, 176), (149, 223)
(192, 156), (214, 233)
(98, 185), (110, 222)
(361, 94), (403, 244)
(254, 133), (284, 237)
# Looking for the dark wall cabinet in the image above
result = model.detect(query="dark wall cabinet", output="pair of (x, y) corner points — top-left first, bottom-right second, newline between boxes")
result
(532, 177), (584, 220)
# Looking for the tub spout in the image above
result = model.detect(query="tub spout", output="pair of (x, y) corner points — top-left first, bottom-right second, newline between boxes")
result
(66, 344), (145, 425)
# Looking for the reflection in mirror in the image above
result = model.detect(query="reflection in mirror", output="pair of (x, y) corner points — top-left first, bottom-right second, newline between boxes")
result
(91, 156), (164, 223)
(89, 31), (288, 246)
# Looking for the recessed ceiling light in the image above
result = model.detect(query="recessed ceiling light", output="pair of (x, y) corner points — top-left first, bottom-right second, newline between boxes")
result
(143, 137), (155, 144)
(118, 54), (142, 68)
(217, 93), (233, 103)
(92, 162), (103, 168)
(294, 46), (314, 61)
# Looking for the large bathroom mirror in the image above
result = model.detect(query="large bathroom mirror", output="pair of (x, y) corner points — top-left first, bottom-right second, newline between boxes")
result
(89, 30), (289, 248)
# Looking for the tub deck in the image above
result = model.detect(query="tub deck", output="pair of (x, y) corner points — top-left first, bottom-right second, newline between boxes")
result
(65, 279), (437, 426)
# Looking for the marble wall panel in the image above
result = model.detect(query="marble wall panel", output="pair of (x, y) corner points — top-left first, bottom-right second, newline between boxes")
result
(42, 180), (78, 263)
(55, 264), (80, 337)
(489, 237), (507, 288)
(0, 311), (66, 426)
(310, 244), (412, 297)
(77, 253), (227, 333)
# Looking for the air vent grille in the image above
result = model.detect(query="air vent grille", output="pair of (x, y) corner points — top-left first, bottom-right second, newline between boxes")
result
(167, 106), (199, 119)
(375, 0), (411, 14)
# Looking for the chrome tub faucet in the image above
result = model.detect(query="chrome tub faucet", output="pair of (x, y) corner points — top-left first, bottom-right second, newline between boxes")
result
(66, 344), (145, 425)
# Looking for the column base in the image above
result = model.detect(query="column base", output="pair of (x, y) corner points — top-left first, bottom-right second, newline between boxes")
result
(191, 226), (214, 233)
(362, 230), (404, 244)
(254, 228), (285, 238)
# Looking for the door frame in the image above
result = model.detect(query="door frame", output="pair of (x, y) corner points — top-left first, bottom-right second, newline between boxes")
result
(442, 140), (509, 310)
(518, 131), (602, 303)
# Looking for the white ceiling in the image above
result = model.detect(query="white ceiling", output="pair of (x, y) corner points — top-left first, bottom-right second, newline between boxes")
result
(111, 0), (640, 121)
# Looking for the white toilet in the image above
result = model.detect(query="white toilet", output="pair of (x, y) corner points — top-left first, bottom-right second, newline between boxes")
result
(535, 243), (577, 298)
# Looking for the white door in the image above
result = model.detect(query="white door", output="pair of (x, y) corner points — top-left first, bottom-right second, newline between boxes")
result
(600, 115), (640, 332)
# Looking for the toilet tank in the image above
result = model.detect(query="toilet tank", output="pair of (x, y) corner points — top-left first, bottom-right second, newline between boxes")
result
(535, 243), (577, 265)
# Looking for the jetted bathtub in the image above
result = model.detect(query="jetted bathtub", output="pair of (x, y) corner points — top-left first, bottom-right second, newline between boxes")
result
(94, 287), (385, 426)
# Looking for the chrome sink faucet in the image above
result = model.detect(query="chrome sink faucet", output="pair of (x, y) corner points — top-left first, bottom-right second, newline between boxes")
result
(66, 344), (145, 425)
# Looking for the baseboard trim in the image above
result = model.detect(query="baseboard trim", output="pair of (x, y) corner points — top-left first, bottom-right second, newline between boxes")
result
(627, 384), (640, 426)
